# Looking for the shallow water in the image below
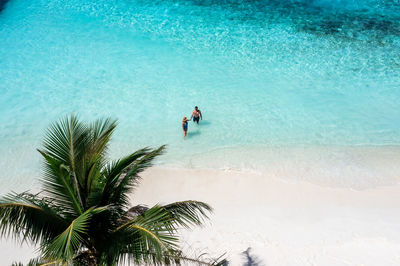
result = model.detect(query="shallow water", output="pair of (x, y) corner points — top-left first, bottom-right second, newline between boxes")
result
(0, 0), (399, 190)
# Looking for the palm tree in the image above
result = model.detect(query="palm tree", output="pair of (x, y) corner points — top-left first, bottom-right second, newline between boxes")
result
(0, 115), (223, 265)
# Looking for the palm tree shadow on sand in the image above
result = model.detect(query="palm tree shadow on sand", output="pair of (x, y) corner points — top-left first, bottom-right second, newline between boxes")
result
(242, 247), (264, 266)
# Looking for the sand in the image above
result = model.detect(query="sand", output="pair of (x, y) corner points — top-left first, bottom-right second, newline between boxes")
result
(131, 167), (400, 266)
(2, 166), (400, 265)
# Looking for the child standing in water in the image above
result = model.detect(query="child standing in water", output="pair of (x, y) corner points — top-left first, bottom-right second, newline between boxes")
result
(182, 117), (189, 137)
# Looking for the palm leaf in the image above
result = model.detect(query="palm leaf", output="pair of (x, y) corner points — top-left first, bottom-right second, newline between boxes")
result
(40, 115), (90, 213)
(111, 205), (180, 264)
(38, 150), (83, 216)
(103, 147), (151, 186)
(109, 145), (165, 209)
(84, 118), (118, 197)
(88, 117), (117, 160)
(89, 147), (151, 207)
(43, 207), (105, 261)
(162, 200), (212, 228)
(91, 146), (165, 211)
(42, 115), (88, 172)
(0, 192), (66, 244)
(110, 200), (213, 264)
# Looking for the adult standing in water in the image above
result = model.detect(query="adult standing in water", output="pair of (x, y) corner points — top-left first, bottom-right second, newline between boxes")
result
(190, 106), (202, 124)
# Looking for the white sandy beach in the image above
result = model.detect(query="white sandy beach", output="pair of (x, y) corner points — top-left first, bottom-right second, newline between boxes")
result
(131, 167), (400, 266)
(2, 163), (400, 265)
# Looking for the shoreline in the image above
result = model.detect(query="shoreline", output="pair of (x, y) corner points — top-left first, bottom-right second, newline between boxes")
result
(157, 144), (400, 190)
(0, 144), (399, 196)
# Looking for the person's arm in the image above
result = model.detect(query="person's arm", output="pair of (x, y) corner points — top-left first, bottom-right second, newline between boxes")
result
(199, 110), (203, 120)
(190, 113), (194, 120)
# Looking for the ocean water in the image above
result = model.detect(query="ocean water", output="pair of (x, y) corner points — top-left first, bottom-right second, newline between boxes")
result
(0, 0), (400, 190)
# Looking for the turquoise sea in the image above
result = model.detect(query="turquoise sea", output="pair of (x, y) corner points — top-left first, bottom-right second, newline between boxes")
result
(0, 0), (400, 190)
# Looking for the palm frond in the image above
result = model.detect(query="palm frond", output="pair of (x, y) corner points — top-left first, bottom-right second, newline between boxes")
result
(111, 205), (179, 264)
(84, 118), (118, 197)
(88, 117), (117, 160)
(125, 145), (165, 177)
(108, 145), (165, 208)
(92, 145), (165, 210)
(89, 147), (151, 207)
(39, 115), (91, 214)
(109, 200), (212, 264)
(38, 150), (83, 216)
(103, 147), (151, 185)
(42, 207), (105, 261)
(162, 200), (212, 228)
(0, 192), (66, 244)
(42, 115), (88, 172)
